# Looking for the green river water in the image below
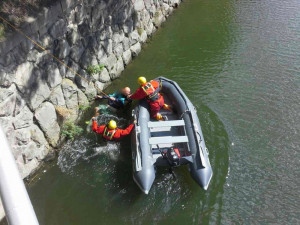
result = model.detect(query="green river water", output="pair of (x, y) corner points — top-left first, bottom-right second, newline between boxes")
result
(4, 0), (300, 224)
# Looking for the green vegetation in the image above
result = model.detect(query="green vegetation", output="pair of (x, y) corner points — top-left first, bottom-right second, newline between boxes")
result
(0, 24), (4, 41)
(86, 64), (105, 75)
(137, 27), (144, 36)
(61, 120), (83, 140)
(155, 11), (160, 17)
(78, 104), (91, 111)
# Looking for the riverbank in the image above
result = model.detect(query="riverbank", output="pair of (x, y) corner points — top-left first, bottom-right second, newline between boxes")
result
(0, 0), (182, 221)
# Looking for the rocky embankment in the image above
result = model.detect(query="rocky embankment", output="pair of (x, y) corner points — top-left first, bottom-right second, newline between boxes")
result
(0, 0), (181, 218)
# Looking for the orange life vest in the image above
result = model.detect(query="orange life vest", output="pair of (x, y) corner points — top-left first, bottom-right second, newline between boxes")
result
(102, 126), (116, 140)
(141, 81), (160, 102)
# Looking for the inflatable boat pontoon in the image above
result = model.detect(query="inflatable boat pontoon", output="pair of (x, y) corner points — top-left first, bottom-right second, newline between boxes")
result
(131, 77), (213, 194)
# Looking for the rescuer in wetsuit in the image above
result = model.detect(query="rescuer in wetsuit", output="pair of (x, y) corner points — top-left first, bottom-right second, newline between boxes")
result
(129, 77), (171, 121)
(92, 119), (134, 141)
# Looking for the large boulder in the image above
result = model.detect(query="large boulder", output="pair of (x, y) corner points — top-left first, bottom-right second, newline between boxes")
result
(13, 105), (33, 129)
(65, 60), (79, 79)
(80, 49), (98, 69)
(29, 124), (50, 149)
(101, 39), (113, 55)
(96, 46), (107, 62)
(66, 27), (80, 46)
(14, 128), (31, 147)
(145, 21), (154, 36)
(28, 81), (51, 110)
(110, 57), (124, 80)
(0, 84), (17, 117)
(15, 62), (35, 93)
(0, 67), (15, 87)
(104, 54), (117, 72)
(99, 68), (111, 83)
(49, 19), (67, 38)
(113, 43), (124, 58)
(84, 82), (97, 100)
(27, 124), (50, 159)
(96, 26), (113, 42)
(123, 19), (134, 34)
(153, 10), (165, 27)
(45, 63), (62, 89)
(112, 31), (125, 46)
(0, 117), (16, 155)
(14, 93), (26, 117)
(16, 67), (51, 110)
(139, 30), (148, 43)
(130, 42), (142, 57)
(49, 85), (66, 106)
(129, 30), (140, 45)
(35, 102), (60, 146)
(122, 37), (131, 51)
(122, 49), (132, 66)
(16, 156), (40, 179)
(53, 39), (71, 59)
(77, 89), (89, 106)
(161, 3), (171, 16)
(69, 42), (85, 63)
(134, 0), (145, 11)
(61, 79), (78, 110)
(75, 69), (89, 90)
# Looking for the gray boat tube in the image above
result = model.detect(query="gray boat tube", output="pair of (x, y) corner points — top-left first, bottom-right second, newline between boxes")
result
(159, 77), (213, 190)
(131, 100), (155, 194)
(131, 77), (213, 193)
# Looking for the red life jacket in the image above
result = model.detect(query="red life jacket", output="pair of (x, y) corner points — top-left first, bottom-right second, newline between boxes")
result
(102, 126), (116, 140)
(141, 81), (160, 102)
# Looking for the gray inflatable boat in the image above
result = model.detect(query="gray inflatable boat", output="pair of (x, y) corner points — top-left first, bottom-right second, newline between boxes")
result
(131, 77), (213, 194)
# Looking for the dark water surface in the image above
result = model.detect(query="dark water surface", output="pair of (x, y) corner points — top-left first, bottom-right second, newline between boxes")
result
(23, 0), (300, 224)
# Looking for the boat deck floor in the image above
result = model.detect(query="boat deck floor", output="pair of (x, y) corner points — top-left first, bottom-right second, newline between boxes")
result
(149, 96), (190, 158)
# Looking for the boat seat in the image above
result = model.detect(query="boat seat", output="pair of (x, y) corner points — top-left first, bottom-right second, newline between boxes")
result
(149, 136), (189, 145)
(148, 120), (185, 128)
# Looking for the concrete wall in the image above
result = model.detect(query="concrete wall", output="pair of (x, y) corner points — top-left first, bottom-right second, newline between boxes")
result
(0, 0), (181, 185)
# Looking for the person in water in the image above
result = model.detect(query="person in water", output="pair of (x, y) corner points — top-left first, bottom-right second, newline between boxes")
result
(94, 87), (131, 116)
(92, 119), (134, 141)
(129, 77), (171, 121)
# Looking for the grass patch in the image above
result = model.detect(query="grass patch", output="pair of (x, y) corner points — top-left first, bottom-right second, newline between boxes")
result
(0, 24), (5, 41)
(86, 64), (105, 75)
(61, 120), (83, 140)
(137, 27), (143, 36)
(55, 106), (73, 119)
(78, 104), (91, 111)
(155, 11), (160, 18)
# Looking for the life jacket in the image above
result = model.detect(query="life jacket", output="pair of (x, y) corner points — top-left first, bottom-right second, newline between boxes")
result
(141, 80), (161, 102)
(102, 126), (117, 140)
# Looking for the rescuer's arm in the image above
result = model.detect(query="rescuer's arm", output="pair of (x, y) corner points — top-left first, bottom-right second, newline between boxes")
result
(117, 124), (135, 137)
(129, 88), (146, 99)
(92, 119), (105, 134)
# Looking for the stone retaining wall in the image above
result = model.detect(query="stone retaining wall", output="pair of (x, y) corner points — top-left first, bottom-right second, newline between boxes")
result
(0, 0), (182, 220)
(0, 0), (181, 218)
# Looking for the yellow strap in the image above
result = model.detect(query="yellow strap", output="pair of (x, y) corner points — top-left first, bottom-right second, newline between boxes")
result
(0, 15), (109, 97)
(103, 126), (116, 140)
(141, 82), (155, 96)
